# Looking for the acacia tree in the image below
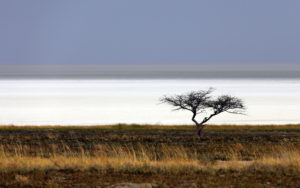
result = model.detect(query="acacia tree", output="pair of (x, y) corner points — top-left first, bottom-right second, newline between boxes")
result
(161, 89), (245, 136)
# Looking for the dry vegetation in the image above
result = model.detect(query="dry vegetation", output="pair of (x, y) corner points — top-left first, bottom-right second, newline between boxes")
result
(1, 143), (300, 172)
(0, 124), (299, 187)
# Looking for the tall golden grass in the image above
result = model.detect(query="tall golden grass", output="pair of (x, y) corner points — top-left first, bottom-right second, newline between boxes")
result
(0, 143), (299, 172)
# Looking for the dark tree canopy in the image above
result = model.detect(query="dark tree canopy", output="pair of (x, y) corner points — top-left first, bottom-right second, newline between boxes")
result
(161, 88), (245, 136)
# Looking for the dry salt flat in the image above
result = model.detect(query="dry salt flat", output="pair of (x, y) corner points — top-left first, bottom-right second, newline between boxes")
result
(0, 79), (299, 125)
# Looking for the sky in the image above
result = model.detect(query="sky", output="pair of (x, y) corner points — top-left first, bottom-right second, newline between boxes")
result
(0, 0), (300, 66)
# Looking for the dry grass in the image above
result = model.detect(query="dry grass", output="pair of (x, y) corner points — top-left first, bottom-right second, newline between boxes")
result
(0, 143), (299, 173)
(255, 146), (300, 167)
(0, 126), (299, 187)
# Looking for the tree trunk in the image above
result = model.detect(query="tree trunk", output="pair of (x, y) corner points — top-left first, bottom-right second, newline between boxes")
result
(196, 124), (204, 136)
(192, 112), (205, 137)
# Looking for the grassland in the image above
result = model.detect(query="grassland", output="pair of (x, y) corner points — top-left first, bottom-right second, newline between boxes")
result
(0, 124), (300, 187)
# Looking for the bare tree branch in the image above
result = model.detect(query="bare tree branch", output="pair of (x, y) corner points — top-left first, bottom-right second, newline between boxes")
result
(161, 89), (245, 136)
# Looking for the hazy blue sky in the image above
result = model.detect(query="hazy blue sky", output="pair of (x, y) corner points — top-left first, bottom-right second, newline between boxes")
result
(1, 0), (300, 65)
